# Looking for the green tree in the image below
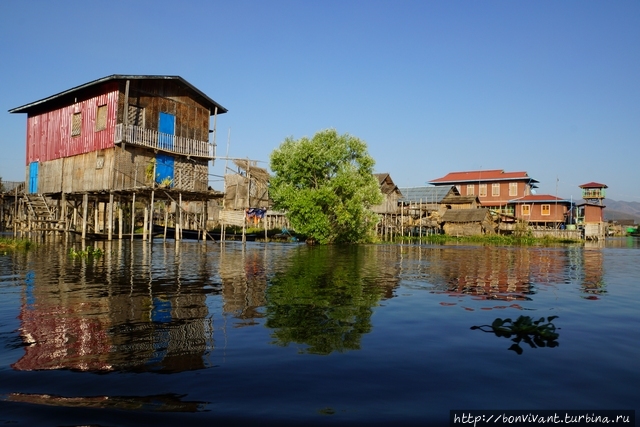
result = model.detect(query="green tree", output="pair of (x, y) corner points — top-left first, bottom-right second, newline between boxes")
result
(269, 129), (383, 244)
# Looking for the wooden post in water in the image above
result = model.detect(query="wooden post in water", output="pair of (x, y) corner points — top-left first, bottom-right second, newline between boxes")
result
(163, 208), (168, 241)
(149, 189), (155, 243)
(82, 193), (88, 240)
(94, 199), (99, 235)
(177, 193), (183, 241)
(130, 192), (136, 242)
(108, 193), (114, 241)
(118, 202), (123, 240)
(143, 206), (148, 241)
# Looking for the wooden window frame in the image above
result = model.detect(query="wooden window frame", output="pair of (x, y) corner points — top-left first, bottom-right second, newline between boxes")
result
(467, 184), (474, 196)
(479, 184), (487, 197)
(509, 182), (518, 197)
(521, 204), (531, 216)
(95, 104), (108, 131)
(492, 183), (500, 196)
(71, 112), (82, 137)
(541, 204), (551, 216)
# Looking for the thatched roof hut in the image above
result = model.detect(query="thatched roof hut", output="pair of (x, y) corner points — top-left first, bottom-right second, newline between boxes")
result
(441, 208), (495, 236)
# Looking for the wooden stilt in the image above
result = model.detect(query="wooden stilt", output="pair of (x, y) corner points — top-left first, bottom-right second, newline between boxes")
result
(131, 192), (136, 242)
(143, 206), (148, 241)
(108, 193), (114, 241)
(82, 193), (88, 240)
(149, 190), (155, 243)
(118, 202), (123, 240)
(164, 208), (168, 241)
(177, 193), (183, 241)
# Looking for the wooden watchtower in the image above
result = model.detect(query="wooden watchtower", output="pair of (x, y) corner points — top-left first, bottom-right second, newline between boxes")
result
(577, 182), (607, 240)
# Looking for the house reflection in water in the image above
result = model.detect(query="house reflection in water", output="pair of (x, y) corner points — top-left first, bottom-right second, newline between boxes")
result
(11, 243), (219, 373)
(416, 245), (604, 303)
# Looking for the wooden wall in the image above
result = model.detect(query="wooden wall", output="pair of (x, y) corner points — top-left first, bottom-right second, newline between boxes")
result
(33, 146), (208, 193)
(117, 79), (211, 144)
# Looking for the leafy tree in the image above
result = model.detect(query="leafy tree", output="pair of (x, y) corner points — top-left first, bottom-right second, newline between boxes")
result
(269, 129), (382, 244)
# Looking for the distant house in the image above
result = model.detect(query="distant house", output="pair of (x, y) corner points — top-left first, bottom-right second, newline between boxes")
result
(441, 208), (495, 236)
(10, 75), (227, 195)
(372, 173), (402, 214)
(398, 185), (460, 216)
(509, 194), (573, 227)
(429, 169), (539, 216)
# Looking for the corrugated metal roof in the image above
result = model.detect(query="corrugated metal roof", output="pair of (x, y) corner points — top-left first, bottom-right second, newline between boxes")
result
(398, 186), (457, 203)
(9, 75), (228, 115)
(430, 169), (539, 185)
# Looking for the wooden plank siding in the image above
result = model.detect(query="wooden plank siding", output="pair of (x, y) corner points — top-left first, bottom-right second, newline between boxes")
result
(116, 79), (211, 146)
(31, 146), (209, 194)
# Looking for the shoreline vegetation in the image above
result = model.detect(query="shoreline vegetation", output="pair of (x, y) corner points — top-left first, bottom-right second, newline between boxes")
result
(0, 234), (588, 249)
(0, 238), (35, 250)
(391, 234), (582, 246)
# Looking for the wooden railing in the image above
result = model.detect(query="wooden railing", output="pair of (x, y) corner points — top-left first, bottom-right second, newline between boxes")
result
(115, 123), (215, 159)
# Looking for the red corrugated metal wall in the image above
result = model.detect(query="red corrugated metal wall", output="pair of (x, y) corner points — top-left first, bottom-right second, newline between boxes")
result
(26, 83), (119, 164)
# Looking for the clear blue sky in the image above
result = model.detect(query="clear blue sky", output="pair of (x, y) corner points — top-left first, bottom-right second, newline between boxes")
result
(1, 0), (638, 201)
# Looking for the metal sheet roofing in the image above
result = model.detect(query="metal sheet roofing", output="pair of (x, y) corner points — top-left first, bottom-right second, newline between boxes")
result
(9, 75), (228, 115)
(397, 186), (457, 203)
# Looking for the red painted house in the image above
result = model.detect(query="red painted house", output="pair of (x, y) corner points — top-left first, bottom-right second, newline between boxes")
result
(509, 194), (573, 226)
(9, 75), (227, 195)
(429, 169), (539, 216)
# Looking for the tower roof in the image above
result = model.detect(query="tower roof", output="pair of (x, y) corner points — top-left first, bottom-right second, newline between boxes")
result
(579, 182), (607, 189)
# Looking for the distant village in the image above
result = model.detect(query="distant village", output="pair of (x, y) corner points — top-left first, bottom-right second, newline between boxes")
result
(1, 74), (636, 241)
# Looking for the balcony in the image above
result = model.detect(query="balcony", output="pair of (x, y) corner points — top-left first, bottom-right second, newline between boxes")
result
(582, 189), (605, 199)
(114, 124), (215, 159)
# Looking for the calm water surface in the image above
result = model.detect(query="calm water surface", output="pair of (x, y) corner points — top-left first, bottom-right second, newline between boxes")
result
(0, 238), (638, 426)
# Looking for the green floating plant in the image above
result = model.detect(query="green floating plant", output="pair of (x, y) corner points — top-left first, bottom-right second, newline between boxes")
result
(471, 315), (559, 355)
(69, 246), (103, 258)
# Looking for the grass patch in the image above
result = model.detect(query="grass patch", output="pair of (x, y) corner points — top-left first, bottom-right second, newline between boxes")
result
(393, 234), (581, 246)
(0, 237), (35, 250)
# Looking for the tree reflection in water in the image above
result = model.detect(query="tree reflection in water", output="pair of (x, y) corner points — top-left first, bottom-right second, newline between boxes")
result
(471, 316), (560, 355)
(265, 246), (393, 355)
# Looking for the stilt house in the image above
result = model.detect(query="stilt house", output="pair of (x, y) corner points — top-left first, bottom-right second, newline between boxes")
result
(10, 75), (227, 195)
(9, 75), (227, 239)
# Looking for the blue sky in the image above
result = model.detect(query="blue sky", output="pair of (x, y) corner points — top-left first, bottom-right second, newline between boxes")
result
(1, 0), (639, 201)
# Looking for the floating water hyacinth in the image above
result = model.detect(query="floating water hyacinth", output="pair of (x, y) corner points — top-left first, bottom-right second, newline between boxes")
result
(471, 316), (560, 355)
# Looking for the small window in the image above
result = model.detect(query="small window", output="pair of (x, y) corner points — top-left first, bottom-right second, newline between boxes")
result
(541, 204), (550, 216)
(492, 183), (500, 196)
(71, 112), (82, 137)
(128, 105), (145, 127)
(96, 151), (105, 169)
(509, 182), (518, 197)
(95, 104), (107, 131)
(522, 205), (531, 216)
(479, 184), (487, 197)
(467, 184), (474, 196)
